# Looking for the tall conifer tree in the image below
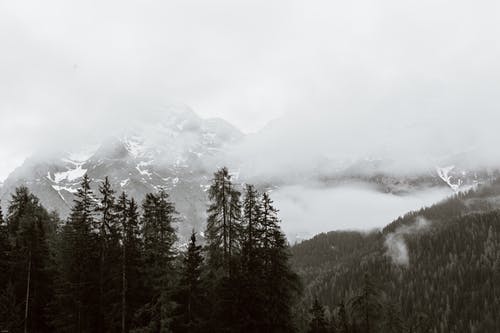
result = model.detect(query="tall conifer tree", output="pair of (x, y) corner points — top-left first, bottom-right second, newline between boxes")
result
(95, 177), (121, 332)
(204, 167), (243, 332)
(261, 192), (301, 332)
(205, 167), (242, 273)
(174, 230), (206, 332)
(261, 192), (280, 267)
(308, 299), (329, 333)
(53, 175), (100, 333)
(349, 274), (383, 333)
(0, 201), (9, 288)
(117, 193), (143, 333)
(4, 187), (54, 332)
(240, 184), (266, 332)
(136, 190), (177, 333)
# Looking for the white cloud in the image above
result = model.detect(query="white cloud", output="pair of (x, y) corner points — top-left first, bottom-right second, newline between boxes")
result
(273, 185), (447, 240)
(384, 216), (431, 266)
(1, 0), (500, 180)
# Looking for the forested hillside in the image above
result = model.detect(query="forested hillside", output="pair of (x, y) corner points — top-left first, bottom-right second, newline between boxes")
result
(3, 166), (500, 332)
(292, 179), (500, 332)
(0, 167), (300, 333)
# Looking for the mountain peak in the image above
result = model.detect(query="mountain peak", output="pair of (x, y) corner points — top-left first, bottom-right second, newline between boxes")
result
(0, 109), (243, 236)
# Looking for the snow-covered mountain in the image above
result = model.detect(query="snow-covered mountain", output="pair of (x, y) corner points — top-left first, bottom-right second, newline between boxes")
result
(0, 109), (243, 236)
(1, 109), (498, 238)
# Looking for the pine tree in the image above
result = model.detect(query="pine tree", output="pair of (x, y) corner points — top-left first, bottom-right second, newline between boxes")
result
(53, 175), (100, 333)
(242, 184), (262, 253)
(136, 190), (178, 333)
(117, 192), (129, 333)
(126, 197), (144, 328)
(308, 299), (329, 333)
(116, 193), (143, 333)
(205, 167), (242, 273)
(3, 187), (54, 332)
(174, 230), (206, 332)
(349, 274), (383, 333)
(0, 201), (9, 289)
(256, 192), (301, 332)
(240, 184), (266, 332)
(204, 167), (243, 332)
(261, 192), (280, 268)
(95, 177), (121, 332)
(265, 225), (302, 332)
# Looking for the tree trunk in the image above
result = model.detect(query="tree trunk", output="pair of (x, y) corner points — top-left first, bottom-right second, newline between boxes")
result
(24, 251), (31, 333)
(99, 243), (105, 333)
(122, 240), (127, 333)
(222, 178), (228, 263)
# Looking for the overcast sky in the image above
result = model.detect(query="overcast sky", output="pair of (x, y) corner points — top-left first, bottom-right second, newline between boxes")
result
(1, 0), (500, 180)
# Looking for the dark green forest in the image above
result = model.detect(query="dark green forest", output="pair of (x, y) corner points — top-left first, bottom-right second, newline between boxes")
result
(0, 167), (300, 332)
(292, 179), (500, 332)
(2, 169), (500, 332)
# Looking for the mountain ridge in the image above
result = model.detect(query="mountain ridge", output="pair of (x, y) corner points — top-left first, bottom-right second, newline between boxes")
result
(1, 110), (498, 239)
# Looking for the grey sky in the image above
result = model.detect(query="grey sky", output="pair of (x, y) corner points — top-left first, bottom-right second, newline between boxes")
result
(1, 0), (500, 180)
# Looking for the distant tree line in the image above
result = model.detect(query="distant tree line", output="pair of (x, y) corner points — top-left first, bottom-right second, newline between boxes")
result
(295, 180), (500, 332)
(0, 167), (301, 333)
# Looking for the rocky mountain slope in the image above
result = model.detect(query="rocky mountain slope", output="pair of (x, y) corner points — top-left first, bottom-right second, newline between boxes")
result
(0, 109), (243, 236)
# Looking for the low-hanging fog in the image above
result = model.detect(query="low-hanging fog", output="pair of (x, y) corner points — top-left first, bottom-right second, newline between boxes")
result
(273, 184), (451, 241)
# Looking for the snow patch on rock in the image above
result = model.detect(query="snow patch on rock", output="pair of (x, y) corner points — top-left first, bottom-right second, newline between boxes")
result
(436, 166), (462, 191)
(136, 161), (153, 178)
(54, 164), (87, 183)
